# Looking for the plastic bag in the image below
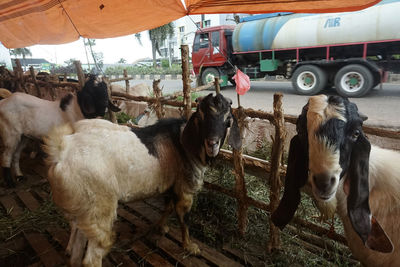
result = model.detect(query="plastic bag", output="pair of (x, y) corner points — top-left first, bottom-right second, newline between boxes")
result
(233, 69), (250, 95)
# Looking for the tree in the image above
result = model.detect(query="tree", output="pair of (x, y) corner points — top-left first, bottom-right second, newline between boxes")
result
(10, 47), (32, 71)
(148, 23), (174, 68)
(84, 39), (103, 73)
(118, 58), (127, 64)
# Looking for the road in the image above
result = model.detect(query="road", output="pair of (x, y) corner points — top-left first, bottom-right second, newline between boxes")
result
(118, 80), (400, 130)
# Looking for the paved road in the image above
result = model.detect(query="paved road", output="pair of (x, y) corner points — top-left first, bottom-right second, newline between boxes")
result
(118, 80), (400, 130)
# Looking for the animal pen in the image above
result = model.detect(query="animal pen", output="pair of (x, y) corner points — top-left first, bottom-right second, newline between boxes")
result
(0, 45), (399, 266)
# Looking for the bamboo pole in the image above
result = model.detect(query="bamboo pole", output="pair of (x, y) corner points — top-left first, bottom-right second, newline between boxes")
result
(74, 61), (85, 89)
(214, 77), (221, 94)
(181, 45), (192, 120)
(14, 59), (26, 93)
(29, 66), (41, 97)
(124, 69), (130, 93)
(103, 77), (117, 123)
(232, 106), (249, 236)
(267, 93), (286, 252)
(153, 79), (164, 119)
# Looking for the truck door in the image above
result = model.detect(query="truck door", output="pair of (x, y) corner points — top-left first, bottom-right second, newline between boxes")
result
(210, 31), (225, 65)
(192, 32), (211, 74)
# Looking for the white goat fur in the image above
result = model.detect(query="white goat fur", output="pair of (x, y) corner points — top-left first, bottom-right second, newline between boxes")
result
(44, 118), (206, 266)
(0, 92), (84, 177)
(319, 145), (400, 266)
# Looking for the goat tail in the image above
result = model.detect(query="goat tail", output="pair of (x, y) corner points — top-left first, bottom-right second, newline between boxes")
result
(0, 88), (12, 99)
(42, 123), (74, 165)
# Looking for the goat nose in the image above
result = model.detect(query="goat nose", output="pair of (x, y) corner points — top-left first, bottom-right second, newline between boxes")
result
(313, 174), (336, 192)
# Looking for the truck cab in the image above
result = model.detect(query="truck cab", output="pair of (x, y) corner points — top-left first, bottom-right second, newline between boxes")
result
(192, 25), (235, 86)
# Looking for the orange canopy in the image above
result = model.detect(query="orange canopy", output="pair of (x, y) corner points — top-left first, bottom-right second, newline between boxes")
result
(0, 0), (382, 48)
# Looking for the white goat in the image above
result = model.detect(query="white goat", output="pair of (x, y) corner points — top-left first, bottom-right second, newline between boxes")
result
(0, 76), (120, 187)
(43, 93), (241, 267)
(272, 95), (399, 266)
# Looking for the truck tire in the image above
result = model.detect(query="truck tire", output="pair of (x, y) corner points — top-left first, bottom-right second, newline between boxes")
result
(334, 64), (373, 97)
(292, 65), (327, 95)
(201, 67), (220, 86)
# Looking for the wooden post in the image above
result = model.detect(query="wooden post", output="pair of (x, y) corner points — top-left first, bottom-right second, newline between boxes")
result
(74, 61), (85, 90)
(14, 59), (26, 93)
(29, 66), (41, 97)
(63, 73), (67, 82)
(214, 77), (220, 94)
(124, 69), (130, 93)
(267, 93), (286, 252)
(181, 45), (192, 120)
(153, 79), (164, 119)
(232, 106), (248, 236)
(103, 77), (117, 123)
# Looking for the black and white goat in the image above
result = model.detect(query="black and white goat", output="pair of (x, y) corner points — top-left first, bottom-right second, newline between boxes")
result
(272, 95), (399, 266)
(43, 93), (241, 266)
(0, 76), (120, 188)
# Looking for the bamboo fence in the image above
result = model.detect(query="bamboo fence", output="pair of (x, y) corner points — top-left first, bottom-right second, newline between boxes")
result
(2, 50), (399, 254)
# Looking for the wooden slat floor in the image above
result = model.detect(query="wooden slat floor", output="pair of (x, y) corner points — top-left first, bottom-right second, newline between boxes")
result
(0, 154), (263, 267)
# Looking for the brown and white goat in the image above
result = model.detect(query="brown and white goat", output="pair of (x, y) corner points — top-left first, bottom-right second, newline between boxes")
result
(272, 95), (399, 266)
(43, 93), (241, 267)
(0, 76), (120, 188)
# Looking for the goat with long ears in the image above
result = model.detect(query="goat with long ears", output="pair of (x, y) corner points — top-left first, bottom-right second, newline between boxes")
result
(271, 95), (394, 257)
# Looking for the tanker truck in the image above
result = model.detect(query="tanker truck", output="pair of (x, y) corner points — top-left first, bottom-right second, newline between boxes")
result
(192, 0), (400, 97)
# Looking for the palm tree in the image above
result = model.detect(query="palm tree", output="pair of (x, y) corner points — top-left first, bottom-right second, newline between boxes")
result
(118, 58), (127, 64)
(149, 23), (174, 68)
(138, 23), (173, 68)
(10, 47), (32, 71)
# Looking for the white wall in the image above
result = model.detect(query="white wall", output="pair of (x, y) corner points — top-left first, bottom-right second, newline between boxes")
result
(0, 42), (12, 69)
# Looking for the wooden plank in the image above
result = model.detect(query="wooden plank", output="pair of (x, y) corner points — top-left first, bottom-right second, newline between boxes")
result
(0, 195), (24, 218)
(24, 232), (64, 267)
(131, 240), (174, 267)
(16, 190), (40, 211)
(109, 251), (138, 267)
(0, 236), (26, 258)
(33, 188), (50, 202)
(46, 227), (70, 249)
(156, 236), (208, 267)
(129, 200), (242, 267)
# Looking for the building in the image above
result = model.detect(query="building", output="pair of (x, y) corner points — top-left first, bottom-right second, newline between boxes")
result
(159, 14), (243, 63)
(0, 42), (12, 70)
(11, 58), (51, 72)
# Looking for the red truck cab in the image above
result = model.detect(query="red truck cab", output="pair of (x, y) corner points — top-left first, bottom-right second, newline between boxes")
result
(192, 25), (235, 86)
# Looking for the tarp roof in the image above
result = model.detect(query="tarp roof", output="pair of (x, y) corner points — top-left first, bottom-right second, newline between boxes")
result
(0, 0), (382, 48)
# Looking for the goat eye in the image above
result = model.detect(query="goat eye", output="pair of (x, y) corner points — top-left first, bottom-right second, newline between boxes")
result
(351, 130), (360, 140)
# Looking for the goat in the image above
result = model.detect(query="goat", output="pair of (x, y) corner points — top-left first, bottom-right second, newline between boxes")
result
(43, 93), (241, 266)
(271, 95), (399, 266)
(0, 76), (120, 188)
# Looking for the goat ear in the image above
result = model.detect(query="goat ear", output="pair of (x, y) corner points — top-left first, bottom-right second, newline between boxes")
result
(271, 134), (308, 229)
(181, 113), (202, 157)
(346, 134), (393, 253)
(108, 100), (121, 112)
(228, 113), (241, 150)
(77, 91), (96, 118)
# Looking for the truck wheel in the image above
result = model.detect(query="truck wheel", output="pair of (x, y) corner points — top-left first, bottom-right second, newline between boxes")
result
(334, 64), (373, 97)
(292, 65), (327, 95)
(201, 68), (220, 85)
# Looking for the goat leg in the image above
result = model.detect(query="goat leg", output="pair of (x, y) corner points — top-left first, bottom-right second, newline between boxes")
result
(175, 192), (200, 255)
(3, 167), (15, 188)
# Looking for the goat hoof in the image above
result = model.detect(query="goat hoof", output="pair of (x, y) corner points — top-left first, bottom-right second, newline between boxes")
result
(16, 176), (26, 182)
(184, 242), (200, 255)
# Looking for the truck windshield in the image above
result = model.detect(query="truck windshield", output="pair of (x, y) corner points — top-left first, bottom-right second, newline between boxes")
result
(193, 33), (209, 52)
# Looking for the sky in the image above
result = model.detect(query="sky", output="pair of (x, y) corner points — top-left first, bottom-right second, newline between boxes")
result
(28, 31), (153, 65)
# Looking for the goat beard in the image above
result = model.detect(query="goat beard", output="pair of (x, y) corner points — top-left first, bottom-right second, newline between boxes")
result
(204, 139), (220, 157)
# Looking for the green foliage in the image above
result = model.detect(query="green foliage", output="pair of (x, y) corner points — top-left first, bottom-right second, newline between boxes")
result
(118, 58), (127, 64)
(116, 112), (136, 124)
(161, 59), (169, 68)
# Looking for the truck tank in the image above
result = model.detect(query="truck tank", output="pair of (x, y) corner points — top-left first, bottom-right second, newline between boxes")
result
(232, 0), (400, 52)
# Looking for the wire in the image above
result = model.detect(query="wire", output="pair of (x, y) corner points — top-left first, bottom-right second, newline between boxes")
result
(187, 15), (236, 70)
